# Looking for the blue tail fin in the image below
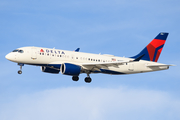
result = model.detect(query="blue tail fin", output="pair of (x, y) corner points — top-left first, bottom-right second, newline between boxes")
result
(131, 32), (169, 62)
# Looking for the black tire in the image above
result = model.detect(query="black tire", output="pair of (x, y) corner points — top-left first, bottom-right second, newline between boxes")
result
(18, 70), (22, 74)
(72, 76), (79, 81)
(85, 77), (92, 83)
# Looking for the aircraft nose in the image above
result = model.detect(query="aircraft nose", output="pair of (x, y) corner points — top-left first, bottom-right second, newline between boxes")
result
(5, 53), (13, 61)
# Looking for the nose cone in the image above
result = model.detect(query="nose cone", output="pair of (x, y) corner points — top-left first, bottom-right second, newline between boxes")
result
(5, 53), (14, 61)
(5, 53), (10, 60)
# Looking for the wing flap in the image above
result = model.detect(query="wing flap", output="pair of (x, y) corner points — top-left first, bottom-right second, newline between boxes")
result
(81, 61), (129, 71)
(82, 61), (129, 66)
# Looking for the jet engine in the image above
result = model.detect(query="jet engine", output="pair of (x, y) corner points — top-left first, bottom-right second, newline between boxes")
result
(41, 66), (60, 74)
(60, 63), (81, 76)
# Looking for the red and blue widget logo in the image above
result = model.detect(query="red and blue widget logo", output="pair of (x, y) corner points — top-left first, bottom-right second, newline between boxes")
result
(132, 33), (169, 62)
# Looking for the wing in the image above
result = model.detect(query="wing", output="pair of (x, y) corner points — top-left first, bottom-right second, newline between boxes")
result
(81, 55), (146, 70)
(81, 60), (130, 71)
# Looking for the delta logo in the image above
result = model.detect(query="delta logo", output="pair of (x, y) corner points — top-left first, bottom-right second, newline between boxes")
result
(40, 49), (65, 54)
(40, 49), (44, 52)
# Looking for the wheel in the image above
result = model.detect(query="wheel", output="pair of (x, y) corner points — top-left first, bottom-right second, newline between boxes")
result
(18, 70), (22, 74)
(85, 77), (92, 83)
(72, 76), (79, 81)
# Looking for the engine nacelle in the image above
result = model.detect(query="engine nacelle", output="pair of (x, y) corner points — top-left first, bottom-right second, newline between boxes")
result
(41, 66), (60, 74)
(61, 63), (81, 76)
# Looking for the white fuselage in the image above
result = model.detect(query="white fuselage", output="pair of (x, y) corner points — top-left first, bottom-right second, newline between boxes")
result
(5, 46), (169, 75)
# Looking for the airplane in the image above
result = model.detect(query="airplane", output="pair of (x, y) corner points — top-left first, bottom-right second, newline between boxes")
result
(5, 32), (173, 83)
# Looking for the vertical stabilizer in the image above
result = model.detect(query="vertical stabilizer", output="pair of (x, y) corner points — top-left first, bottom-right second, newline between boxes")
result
(131, 32), (169, 62)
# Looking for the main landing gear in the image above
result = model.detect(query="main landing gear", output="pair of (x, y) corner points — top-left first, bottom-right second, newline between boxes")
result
(72, 76), (79, 81)
(72, 74), (92, 83)
(18, 63), (24, 74)
(85, 77), (92, 83)
(84, 73), (92, 83)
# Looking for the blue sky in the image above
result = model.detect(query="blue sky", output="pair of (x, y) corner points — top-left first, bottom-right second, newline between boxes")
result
(1, 0), (180, 120)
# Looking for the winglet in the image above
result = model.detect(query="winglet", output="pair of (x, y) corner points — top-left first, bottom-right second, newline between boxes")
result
(74, 48), (80, 52)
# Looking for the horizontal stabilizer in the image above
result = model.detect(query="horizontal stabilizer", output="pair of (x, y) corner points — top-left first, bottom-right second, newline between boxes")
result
(146, 64), (175, 67)
(146, 64), (174, 70)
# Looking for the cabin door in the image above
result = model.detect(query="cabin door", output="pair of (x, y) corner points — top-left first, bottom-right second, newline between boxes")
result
(31, 48), (37, 60)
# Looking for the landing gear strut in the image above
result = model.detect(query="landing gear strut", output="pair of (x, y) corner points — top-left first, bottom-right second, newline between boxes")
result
(84, 73), (92, 83)
(72, 76), (79, 81)
(18, 63), (24, 74)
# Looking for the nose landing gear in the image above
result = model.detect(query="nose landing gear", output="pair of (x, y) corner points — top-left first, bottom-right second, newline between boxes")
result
(18, 70), (22, 74)
(18, 63), (24, 74)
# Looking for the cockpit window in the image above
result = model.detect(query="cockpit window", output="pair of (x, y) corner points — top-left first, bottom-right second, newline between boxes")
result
(12, 49), (19, 52)
(18, 50), (24, 53)
(12, 49), (24, 53)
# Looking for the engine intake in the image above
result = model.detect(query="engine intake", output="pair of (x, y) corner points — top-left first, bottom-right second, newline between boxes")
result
(61, 63), (81, 76)
(41, 66), (60, 74)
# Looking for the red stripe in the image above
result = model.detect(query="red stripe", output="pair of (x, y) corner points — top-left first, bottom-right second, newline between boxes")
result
(146, 39), (165, 61)
(155, 48), (163, 62)
(150, 39), (165, 48)
(146, 44), (156, 61)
